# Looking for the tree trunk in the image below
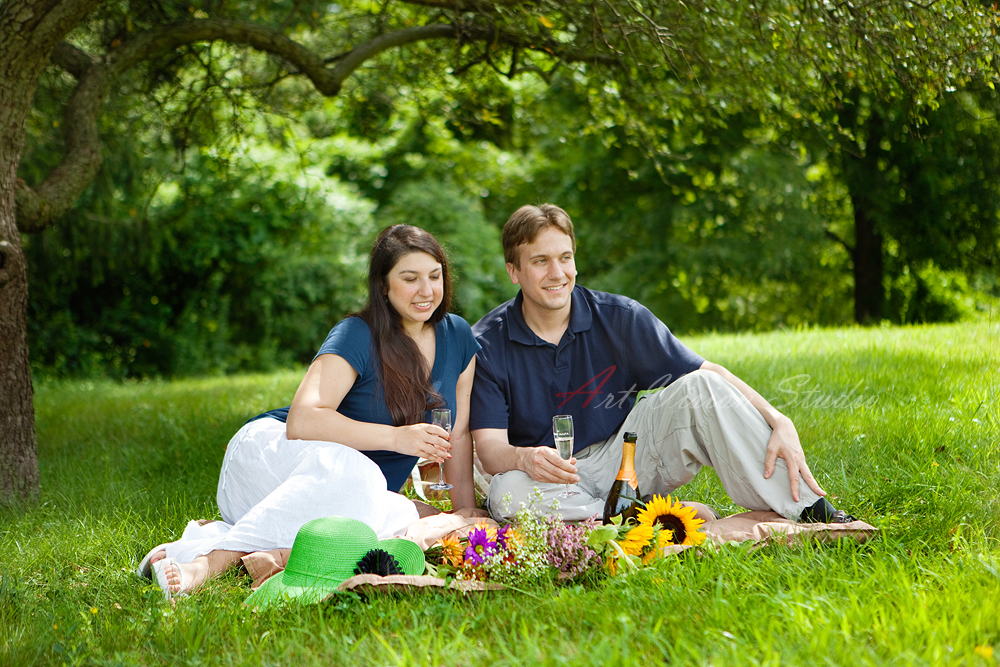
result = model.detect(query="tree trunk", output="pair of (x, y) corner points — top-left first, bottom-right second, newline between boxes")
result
(0, 74), (40, 505)
(840, 103), (886, 325)
(0, 169), (38, 504)
(0, 0), (100, 503)
(851, 194), (884, 324)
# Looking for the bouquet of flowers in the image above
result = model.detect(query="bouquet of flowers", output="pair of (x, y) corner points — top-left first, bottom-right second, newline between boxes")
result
(587, 495), (709, 574)
(427, 500), (601, 586)
(427, 493), (709, 584)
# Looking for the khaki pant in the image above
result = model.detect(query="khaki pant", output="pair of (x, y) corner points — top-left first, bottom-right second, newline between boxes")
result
(487, 369), (821, 521)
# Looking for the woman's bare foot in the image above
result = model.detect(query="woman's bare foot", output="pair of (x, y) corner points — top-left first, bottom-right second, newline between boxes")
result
(154, 550), (248, 598)
(161, 557), (212, 596)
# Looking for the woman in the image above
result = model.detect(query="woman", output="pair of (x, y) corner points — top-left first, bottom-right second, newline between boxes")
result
(144, 225), (480, 597)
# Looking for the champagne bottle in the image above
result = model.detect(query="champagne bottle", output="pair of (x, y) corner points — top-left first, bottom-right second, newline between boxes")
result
(602, 432), (642, 524)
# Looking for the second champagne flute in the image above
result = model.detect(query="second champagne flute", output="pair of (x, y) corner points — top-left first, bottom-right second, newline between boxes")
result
(429, 408), (453, 491)
(552, 415), (579, 498)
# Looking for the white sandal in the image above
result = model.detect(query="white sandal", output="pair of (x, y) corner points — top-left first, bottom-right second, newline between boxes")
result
(137, 544), (170, 579)
(152, 557), (188, 600)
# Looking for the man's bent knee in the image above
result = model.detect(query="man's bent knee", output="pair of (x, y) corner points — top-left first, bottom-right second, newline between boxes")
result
(673, 368), (746, 411)
(642, 369), (726, 411)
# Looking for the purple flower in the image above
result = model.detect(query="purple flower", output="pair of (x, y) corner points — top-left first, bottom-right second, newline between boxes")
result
(496, 524), (512, 550)
(464, 527), (498, 566)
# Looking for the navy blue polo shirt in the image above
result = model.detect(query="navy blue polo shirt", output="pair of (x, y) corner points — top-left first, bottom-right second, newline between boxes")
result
(470, 286), (704, 453)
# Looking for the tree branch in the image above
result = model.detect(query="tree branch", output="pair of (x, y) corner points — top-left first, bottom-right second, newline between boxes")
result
(19, 9), (622, 232)
(13, 182), (52, 235)
(17, 19), (480, 232)
(330, 24), (469, 83)
(2, 0), (102, 65)
(825, 228), (854, 253)
(16, 39), (108, 233)
(106, 19), (343, 95)
(400, 0), (517, 11)
(49, 40), (94, 78)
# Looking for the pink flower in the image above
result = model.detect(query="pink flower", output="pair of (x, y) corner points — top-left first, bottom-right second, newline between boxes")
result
(544, 516), (600, 577)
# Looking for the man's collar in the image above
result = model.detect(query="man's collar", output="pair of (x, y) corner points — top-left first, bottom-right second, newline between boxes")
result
(506, 287), (593, 346)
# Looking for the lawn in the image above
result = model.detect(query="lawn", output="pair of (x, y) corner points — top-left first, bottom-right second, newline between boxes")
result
(2, 322), (999, 666)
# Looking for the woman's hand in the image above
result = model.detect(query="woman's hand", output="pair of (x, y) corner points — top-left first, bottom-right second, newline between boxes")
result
(393, 424), (451, 461)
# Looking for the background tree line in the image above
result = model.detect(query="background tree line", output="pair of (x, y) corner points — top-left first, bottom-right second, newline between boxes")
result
(22, 55), (1000, 379)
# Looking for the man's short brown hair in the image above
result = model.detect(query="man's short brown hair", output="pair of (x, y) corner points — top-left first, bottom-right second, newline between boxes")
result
(502, 204), (576, 268)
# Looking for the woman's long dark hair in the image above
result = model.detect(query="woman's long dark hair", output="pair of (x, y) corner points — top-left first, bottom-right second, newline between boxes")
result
(356, 225), (452, 426)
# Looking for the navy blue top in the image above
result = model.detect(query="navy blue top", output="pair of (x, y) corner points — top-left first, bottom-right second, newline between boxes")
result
(252, 313), (480, 492)
(469, 286), (704, 453)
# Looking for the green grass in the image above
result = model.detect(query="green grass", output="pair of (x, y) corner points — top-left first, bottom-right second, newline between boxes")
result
(3, 322), (999, 666)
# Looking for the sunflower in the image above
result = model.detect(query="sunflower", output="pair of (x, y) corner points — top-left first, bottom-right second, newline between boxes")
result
(616, 523), (655, 556)
(607, 528), (650, 576)
(637, 495), (707, 547)
(641, 528), (675, 565)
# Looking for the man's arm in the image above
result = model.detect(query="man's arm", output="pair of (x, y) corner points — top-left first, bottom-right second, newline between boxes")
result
(472, 428), (579, 484)
(700, 360), (826, 503)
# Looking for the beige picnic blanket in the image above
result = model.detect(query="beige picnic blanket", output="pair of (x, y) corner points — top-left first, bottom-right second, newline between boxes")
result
(240, 510), (877, 595)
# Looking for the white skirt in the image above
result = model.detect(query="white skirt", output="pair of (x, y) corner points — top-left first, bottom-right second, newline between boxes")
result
(164, 418), (419, 563)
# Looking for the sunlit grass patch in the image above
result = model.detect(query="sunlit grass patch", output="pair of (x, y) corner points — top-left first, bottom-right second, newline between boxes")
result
(3, 323), (998, 666)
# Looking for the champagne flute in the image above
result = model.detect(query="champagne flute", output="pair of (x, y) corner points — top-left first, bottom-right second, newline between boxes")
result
(429, 408), (453, 491)
(552, 415), (579, 498)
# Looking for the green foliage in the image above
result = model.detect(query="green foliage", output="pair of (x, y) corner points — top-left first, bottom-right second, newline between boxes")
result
(506, 79), (856, 331)
(3, 324), (999, 665)
(505, 72), (1000, 332)
(888, 262), (988, 325)
(22, 54), (529, 379)
(25, 145), (374, 378)
(820, 85), (1000, 320)
(18, 0), (1000, 380)
(24, 69), (1000, 381)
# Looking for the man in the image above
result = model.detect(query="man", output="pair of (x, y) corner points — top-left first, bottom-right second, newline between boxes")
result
(470, 204), (854, 523)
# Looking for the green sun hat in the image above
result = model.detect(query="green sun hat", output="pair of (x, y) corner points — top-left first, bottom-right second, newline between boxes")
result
(245, 516), (426, 608)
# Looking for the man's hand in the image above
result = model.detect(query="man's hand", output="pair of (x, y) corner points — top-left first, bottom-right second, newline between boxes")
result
(762, 418), (826, 502)
(519, 446), (580, 484)
(472, 428), (580, 484)
(701, 361), (827, 503)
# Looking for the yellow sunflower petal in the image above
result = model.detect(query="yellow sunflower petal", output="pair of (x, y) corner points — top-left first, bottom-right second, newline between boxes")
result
(638, 494), (708, 546)
(684, 527), (708, 547)
(641, 538), (660, 564)
(617, 524), (655, 556)
(636, 494), (670, 527)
